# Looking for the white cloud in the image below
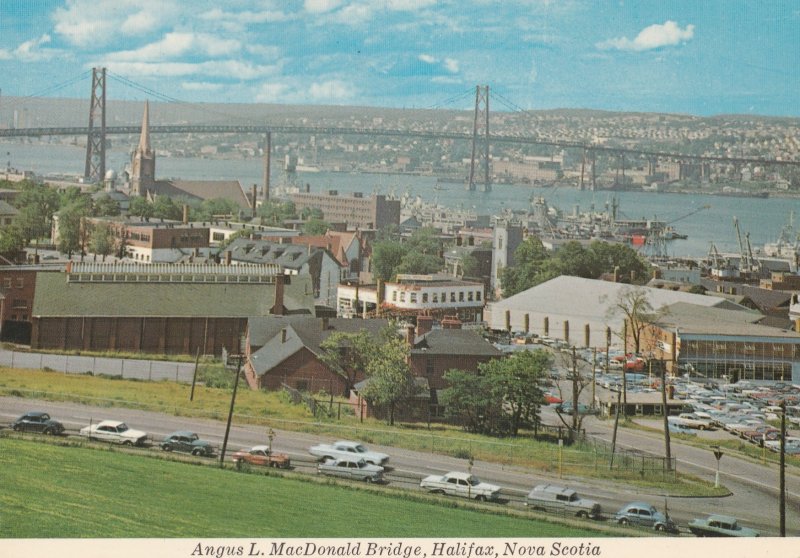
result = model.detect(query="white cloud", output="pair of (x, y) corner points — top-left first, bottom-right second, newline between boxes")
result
(121, 11), (159, 36)
(387, 0), (437, 10)
(107, 32), (241, 62)
(443, 57), (459, 73)
(308, 79), (357, 102)
(246, 45), (282, 59)
(304, 0), (344, 14)
(419, 54), (437, 64)
(103, 60), (282, 80)
(14, 34), (60, 62)
(597, 20), (695, 52)
(53, 0), (180, 46)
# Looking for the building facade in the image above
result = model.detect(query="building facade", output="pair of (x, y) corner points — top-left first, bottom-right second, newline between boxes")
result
(290, 191), (400, 230)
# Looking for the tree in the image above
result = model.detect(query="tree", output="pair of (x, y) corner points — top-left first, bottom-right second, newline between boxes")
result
(257, 200), (297, 225)
(92, 194), (121, 217)
(478, 350), (549, 435)
(396, 251), (443, 276)
(359, 336), (418, 426)
(301, 218), (330, 236)
(0, 223), (25, 255)
(89, 222), (116, 261)
(318, 330), (378, 396)
(605, 286), (661, 354)
(13, 184), (60, 246)
(371, 240), (407, 282)
(128, 196), (153, 221)
(442, 349), (550, 436)
(300, 206), (324, 220)
(57, 202), (90, 257)
(152, 196), (182, 221)
(500, 236), (553, 297)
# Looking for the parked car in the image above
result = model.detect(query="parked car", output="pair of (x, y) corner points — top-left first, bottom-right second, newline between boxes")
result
(670, 413), (716, 430)
(11, 411), (65, 435)
(308, 440), (389, 466)
(525, 484), (602, 519)
(79, 420), (147, 446)
(231, 445), (291, 468)
(688, 514), (759, 537)
(419, 471), (501, 501)
(160, 431), (215, 457)
(614, 502), (678, 533)
(317, 457), (384, 482)
(557, 402), (598, 415)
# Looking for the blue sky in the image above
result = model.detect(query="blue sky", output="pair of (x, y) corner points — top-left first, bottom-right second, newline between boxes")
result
(1, 0), (800, 116)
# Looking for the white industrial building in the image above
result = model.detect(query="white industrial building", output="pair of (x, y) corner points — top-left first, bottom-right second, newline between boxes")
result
(485, 275), (752, 348)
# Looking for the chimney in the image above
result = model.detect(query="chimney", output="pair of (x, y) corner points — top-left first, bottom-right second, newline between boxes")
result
(406, 325), (415, 346)
(280, 328), (287, 343)
(182, 204), (189, 225)
(564, 320), (569, 344)
(416, 315), (433, 337)
(271, 273), (286, 315)
(224, 250), (232, 265)
(441, 315), (462, 329)
(584, 323), (590, 348)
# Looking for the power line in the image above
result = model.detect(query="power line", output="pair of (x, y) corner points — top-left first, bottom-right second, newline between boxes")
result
(426, 88), (474, 110)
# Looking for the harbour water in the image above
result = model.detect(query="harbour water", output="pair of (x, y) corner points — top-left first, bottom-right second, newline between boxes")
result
(3, 141), (798, 258)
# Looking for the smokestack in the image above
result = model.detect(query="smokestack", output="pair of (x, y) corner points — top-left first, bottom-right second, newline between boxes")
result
(524, 313), (529, 333)
(182, 204), (189, 225)
(271, 273), (286, 315)
(263, 132), (271, 201)
(584, 323), (590, 348)
(251, 184), (258, 218)
(564, 320), (569, 344)
(544, 316), (549, 337)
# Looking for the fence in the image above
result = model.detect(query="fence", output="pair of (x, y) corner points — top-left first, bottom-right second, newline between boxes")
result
(0, 348), (196, 383)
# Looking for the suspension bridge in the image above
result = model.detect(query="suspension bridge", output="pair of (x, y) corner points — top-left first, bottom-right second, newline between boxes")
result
(2, 68), (799, 190)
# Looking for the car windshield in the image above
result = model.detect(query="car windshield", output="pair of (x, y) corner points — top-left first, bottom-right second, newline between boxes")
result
(354, 445), (367, 453)
(356, 459), (367, 467)
(467, 475), (481, 486)
(117, 423), (129, 432)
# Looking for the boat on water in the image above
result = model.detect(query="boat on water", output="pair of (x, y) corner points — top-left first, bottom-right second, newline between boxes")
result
(712, 189), (769, 198)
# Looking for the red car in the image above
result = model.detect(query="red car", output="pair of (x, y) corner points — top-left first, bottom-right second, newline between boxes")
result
(231, 445), (291, 468)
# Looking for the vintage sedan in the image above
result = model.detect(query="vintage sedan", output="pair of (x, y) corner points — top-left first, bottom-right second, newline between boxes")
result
(160, 431), (215, 457)
(317, 457), (384, 482)
(308, 440), (389, 466)
(614, 502), (678, 533)
(688, 514), (759, 537)
(419, 471), (501, 501)
(79, 420), (148, 446)
(11, 411), (65, 435)
(231, 445), (291, 468)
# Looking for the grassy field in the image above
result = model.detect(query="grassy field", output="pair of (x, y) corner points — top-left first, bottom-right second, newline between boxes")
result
(0, 437), (609, 538)
(0, 368), (727, 495)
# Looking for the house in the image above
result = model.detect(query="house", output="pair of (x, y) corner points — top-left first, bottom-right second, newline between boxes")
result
(243, 316), (390, 394)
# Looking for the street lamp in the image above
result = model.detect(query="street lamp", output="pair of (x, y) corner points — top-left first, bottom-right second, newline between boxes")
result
(267, 428), (275, 453)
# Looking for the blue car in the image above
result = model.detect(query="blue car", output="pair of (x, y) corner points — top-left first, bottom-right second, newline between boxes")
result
(615, 501), (678, 533)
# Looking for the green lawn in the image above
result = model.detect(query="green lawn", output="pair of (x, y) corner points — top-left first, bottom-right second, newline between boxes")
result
(0, 437), (607, 538)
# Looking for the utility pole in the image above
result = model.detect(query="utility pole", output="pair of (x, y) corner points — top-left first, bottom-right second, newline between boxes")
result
(571, 347), (578, 434)
(219, 354), (242, 468)
(591, 347), (597, 410)
(659, 360), (672, 469)
(779, 401), (786, 536)
(622, 320), (628, 419)
(610, 389), (621, 469)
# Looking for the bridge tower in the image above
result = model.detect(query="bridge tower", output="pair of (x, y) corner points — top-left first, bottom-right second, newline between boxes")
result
(467, 85), (491, 192)
(84, 67), (107, 183)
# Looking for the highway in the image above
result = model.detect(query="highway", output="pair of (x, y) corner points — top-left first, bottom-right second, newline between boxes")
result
(2, 395), (798, 537)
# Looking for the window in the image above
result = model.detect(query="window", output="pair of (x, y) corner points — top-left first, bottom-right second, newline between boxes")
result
(392, 291), (397, 302)
(3, 278), (11, 288)
(476, 291), (482, 301)
(467, 291), (474, 301)
(399, 292), (406, 302)
(450, 292), (456, 302)
(422, 293), (428, 303)
(16, 278), (23, 288)
(432, 293), (438, 303)
(410, 293), (417, 303)
(459, 292), (464, 301)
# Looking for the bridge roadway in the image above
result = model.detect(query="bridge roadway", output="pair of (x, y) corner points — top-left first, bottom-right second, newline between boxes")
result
(2, 125), (799, 167)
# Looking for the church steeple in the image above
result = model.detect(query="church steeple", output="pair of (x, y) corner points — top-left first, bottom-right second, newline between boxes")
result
(131, 101), (156, 196)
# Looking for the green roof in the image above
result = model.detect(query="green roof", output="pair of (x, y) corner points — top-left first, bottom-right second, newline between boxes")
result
(32, 272), (315, 318)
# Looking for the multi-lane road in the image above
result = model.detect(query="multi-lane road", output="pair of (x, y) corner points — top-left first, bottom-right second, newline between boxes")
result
(2, 396), (798, 536)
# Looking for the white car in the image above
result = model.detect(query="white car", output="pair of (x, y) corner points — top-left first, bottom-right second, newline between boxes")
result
(669, 413), (716, 430)
(308, 440), (389, 466)
(419, 471), (501, 501)
(79, 420), (148, 446)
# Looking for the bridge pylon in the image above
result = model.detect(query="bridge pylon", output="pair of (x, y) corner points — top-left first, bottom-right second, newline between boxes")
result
(84, 67), (107, 183)
(467, 85), (491, 192)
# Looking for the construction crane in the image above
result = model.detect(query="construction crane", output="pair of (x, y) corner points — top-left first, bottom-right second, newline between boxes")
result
(733, 216), (761, 279)
(642, 204), (711, 259)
